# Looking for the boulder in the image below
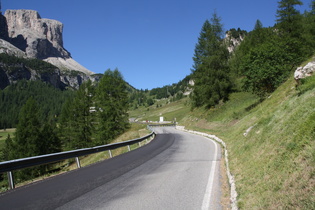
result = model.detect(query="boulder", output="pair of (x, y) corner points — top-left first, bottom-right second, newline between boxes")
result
(294, 61), (315, 81)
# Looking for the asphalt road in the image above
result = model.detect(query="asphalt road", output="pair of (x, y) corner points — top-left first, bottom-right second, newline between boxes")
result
(0, 127), (222, 210)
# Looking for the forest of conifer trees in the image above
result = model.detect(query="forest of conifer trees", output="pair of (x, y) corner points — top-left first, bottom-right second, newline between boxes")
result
(0, 69), (130, 181)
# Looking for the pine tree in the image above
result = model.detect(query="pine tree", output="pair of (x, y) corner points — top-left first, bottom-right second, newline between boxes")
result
(95, 69), (129, 145)
(71, 80), (95, 148)
(301, 0), (315, 51)
(254, 19), (263, 30)
(276, 0), (303, 34)
(2, 134), (14, 161)
(192, 20), (211, 75)
(14, 97), (42, 158)
(58, 98), (74, 150)
(312, 0), (315, 14)
(40, 122), (61, 154)
(59, 80), (95, 149)
(276, 0), (308, 65)
(191, 13), (232, 108)
(10, 98), (44, 180)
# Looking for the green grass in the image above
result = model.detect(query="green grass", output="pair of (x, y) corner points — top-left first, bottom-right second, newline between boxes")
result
(225, 77), (315, 209)
(297, 74), (315, 96)
(129, 97), (191, 122)
(197, 76), (315, 209)
(129, 74), (315, 209)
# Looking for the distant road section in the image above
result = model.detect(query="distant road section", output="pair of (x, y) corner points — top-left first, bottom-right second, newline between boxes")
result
(0, 127), (222, 210)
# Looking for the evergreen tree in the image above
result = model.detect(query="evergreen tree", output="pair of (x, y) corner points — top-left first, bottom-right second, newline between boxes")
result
(9, 98), (44, 180)
(301, 0), (315, 51)
(276, 0), (303, 34)
(191, 13), (232, 108)
(58, 98), (74, 150)
(70, 80), (95, 148)
(40, 123), (61, 154)
(192, 19), (211, 75)
(1, 98), (62, 180)
(59, 80), (95, 149)
(95, 69), (129, 145)
(14, 98), (42, 158)
(312, 0), (315, 14)
(2, 134), (14, 161)
(276, 0), (308, 63)
(254, 19), (263, 30)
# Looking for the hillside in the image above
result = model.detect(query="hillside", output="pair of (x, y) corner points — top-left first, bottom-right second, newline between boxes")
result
(129, 72), (315, 208)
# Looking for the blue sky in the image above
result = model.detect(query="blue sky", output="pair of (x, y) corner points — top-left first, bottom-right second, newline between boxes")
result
(2, 0), (312, 89)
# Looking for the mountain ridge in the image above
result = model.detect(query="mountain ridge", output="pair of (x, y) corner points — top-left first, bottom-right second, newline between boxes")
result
(0, 9), (98, 89)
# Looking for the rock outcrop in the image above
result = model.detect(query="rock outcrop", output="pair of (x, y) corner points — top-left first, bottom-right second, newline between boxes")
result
(225, 32), (245, 53)
(0, 11), (9, 41)
(224, 29), (247, 53)
(0, 61), (63, 90)
(294, 61), (315, 81)
(0, 38), (26, 57)
(0, 59), (101, 90)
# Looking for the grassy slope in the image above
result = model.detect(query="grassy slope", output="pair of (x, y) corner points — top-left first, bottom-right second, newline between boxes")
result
(129, 98), (191, 122)
(130, 75), (315, 209)
(219, 77), (315, 209)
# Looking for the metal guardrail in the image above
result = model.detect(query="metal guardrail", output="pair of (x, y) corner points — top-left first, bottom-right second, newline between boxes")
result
(0, 132), (155, 190)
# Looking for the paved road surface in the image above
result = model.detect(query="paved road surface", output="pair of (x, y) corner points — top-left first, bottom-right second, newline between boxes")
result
(0, 127), (222, 210)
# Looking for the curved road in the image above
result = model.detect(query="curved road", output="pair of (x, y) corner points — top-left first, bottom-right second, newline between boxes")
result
(0, 127), (222, 210)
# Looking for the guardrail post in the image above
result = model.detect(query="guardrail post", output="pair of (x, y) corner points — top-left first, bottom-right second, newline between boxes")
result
(138, 142), (141, 147)
(7, 171), (15, 189)
(127, 145), (131, 152)
(75, 157), (81, 168)
(108, 150), (113, 158)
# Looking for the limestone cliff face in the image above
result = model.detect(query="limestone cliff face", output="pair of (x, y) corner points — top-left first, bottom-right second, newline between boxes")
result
(0, 9), (98, 89)
(4, 10), (70, 59)
(0, 39), (26, 57)
(2, 9), (94, 75)
(0, 12), (9, 41)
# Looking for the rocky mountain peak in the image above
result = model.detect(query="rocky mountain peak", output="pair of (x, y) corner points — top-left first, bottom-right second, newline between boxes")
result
(4, 9), (70, 59)
(1, 9), (94, 75)
(0, 9), (97, 90)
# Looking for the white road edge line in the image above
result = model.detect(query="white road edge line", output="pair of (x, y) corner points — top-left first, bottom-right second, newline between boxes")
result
(201, 138), (218, 210)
